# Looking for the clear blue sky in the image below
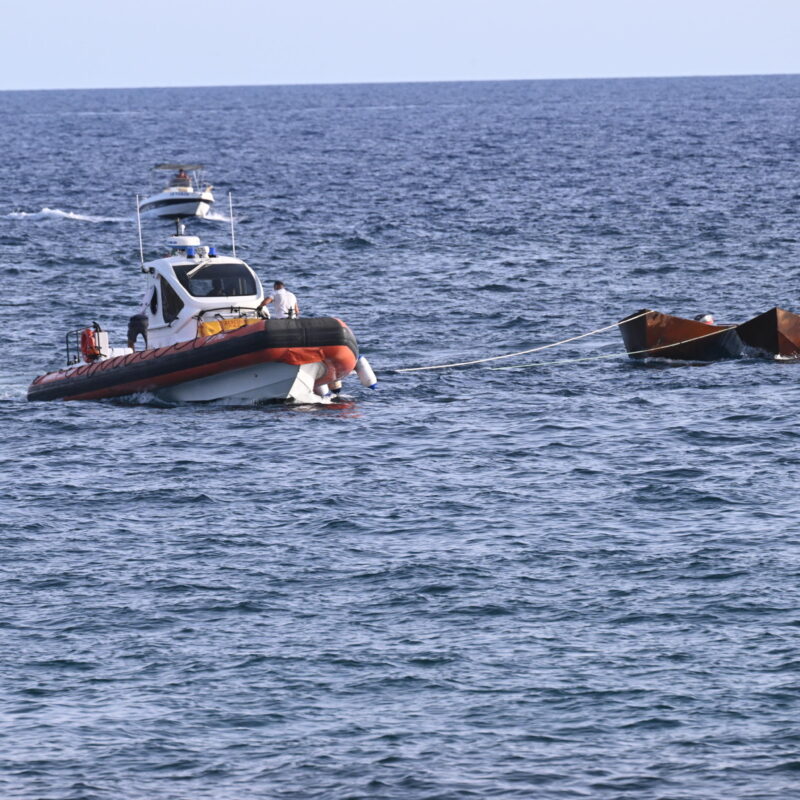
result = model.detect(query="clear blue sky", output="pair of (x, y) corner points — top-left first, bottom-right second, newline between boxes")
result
(2, 0), (800, 90)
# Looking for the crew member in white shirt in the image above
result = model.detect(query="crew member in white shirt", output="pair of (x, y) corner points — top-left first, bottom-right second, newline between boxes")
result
(259, 281), (300, 319)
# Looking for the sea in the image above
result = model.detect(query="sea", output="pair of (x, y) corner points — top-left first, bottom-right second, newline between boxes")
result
(2, 76), (800, 799)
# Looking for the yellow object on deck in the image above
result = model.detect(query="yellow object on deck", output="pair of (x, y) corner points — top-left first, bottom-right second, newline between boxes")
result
(197, 317), (261, 337)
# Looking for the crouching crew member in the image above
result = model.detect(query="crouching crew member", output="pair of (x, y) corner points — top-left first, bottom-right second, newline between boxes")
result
(127, 314), (149, 350)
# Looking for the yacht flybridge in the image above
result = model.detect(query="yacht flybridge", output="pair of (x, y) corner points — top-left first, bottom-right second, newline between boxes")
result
(137, 164), (214, 220)
(28, 225), (375, 404)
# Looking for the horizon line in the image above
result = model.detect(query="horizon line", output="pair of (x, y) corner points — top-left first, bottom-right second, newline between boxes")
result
(1, 70), (799, 94)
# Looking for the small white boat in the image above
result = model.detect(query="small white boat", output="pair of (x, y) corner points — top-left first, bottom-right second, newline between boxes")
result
(138, 163), (214, 220)
(28, 225), (369, 405)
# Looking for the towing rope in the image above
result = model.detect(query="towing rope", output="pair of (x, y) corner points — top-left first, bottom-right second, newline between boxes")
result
(393, 311), (652, 373)
(490, 325), (731, 370)
(393, 312), (734, 374)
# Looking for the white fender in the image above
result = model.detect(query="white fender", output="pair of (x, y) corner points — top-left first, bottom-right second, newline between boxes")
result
(356, 356), (377, 389)
(315, 383), (330, 397)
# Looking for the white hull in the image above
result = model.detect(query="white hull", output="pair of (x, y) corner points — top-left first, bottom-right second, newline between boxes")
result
(154, 362), (328, 405)
(138, 189), (214, 220)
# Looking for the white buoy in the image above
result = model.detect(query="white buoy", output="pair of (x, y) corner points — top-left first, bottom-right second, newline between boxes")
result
(356, 356), (377, 389)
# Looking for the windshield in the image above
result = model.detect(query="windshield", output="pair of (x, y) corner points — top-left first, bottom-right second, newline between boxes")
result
(174, 262), (258, 298)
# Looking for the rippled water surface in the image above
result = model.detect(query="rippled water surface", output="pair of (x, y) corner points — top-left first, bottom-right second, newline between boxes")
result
(3, 77), (800, 799)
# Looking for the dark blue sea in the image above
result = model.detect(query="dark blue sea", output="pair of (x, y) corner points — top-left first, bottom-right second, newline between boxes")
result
(2, 76), (800, 799)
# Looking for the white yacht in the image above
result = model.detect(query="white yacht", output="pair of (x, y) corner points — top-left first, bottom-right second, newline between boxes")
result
(138, 163), (214, 220)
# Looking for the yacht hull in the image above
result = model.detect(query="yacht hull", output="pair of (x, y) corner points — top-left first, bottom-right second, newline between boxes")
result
(138, 190), (214, 220)
(28, 318), (357, 404)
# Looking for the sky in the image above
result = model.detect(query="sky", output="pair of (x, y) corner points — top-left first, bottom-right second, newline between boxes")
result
(1, 0), (800, 91)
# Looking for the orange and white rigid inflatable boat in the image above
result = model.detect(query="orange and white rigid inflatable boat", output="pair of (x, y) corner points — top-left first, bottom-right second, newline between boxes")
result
(28, 227), (372, 405)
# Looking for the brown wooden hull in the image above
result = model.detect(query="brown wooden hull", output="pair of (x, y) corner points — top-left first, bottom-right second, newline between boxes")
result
(735, 307), (800, 358)
(619, 309), (743, 361)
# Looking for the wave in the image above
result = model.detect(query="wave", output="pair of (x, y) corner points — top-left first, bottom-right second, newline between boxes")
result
(109, 391), (174, 408)
(4, 207), (128, 223)
(0, 384), (27, 401)
(204, 211), (232, 222)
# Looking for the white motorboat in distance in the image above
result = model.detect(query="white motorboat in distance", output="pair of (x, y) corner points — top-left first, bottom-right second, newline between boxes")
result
(138, 163), (214, 220)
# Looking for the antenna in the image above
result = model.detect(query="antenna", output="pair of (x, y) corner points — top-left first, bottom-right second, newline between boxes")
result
(135, 194), (145, 269)
(228, 191), (237, 257)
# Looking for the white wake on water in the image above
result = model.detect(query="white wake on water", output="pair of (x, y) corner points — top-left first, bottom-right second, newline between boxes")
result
(5, 207), (231, 224)
(0, 381), (28, 401)
(204, 211), (231, 222)
(5, 207), (128, 223)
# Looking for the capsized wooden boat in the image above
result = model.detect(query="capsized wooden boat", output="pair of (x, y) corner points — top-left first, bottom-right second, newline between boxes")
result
(735, 307), (800, 359)
(618, 309), (744, 361)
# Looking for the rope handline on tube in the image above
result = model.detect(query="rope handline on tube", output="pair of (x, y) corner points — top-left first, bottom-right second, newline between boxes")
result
(393, 310), (652, 373)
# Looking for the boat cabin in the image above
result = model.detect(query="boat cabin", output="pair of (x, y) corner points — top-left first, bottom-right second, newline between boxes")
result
(134, 232), (265, 350)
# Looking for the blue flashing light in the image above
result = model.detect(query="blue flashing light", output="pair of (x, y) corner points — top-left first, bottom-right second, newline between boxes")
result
(209, 246), (217, 257)
(186, 246), (196, 257)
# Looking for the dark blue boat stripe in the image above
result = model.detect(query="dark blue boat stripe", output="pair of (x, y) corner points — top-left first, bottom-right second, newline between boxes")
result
(140, 197), (213, 212)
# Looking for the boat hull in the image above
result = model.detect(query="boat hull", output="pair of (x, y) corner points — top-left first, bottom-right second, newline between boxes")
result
(138, 190), (214, 220)
(619, 309), (744, 361)
(28, 318), (357, 404)
(735, 307), (800, 358)
(155, 362), (325, 404)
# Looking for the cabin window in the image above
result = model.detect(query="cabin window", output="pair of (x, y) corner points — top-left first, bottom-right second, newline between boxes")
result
(174, 262), (258, 298)
(149, 287), (158, 315)
(160, 277), (184, 323)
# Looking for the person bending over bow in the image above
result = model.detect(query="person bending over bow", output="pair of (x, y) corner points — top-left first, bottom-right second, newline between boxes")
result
(259, 281), (300, 319)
